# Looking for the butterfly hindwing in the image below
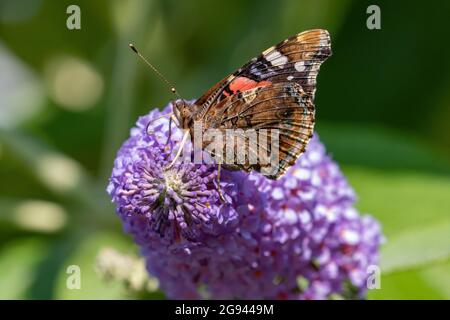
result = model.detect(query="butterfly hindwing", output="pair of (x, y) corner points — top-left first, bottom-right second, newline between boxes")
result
(202, 82), (314, 179)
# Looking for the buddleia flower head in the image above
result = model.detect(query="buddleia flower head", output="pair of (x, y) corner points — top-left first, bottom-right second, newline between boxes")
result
(107, 104), (383, 299)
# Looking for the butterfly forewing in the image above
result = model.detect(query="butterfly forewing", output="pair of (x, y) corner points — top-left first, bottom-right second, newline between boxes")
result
(202, 83), (314, 178)
(192, 29), (331, 179)
(194, 29), (331, 114)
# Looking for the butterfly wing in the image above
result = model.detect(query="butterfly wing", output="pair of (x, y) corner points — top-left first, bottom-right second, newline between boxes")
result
(195, 29), (331, 178)
(194, 29), (331, 118)
(201, 82), (314, 179)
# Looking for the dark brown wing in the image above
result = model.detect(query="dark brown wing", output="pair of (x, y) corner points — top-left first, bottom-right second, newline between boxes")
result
(194, 29), (331, 119)
(201, 82), (314, 179)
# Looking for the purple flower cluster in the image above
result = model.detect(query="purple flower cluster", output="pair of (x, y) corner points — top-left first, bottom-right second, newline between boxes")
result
(107, 105), (383, 299)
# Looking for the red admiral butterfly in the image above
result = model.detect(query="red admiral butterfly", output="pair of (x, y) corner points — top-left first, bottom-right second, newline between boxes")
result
(131, 29), (331, 182)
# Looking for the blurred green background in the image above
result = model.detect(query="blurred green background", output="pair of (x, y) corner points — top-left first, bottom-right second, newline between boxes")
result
(0, 0), (449, 299)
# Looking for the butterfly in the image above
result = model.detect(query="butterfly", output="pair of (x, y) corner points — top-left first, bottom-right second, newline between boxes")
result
(132, 29), (331, 183)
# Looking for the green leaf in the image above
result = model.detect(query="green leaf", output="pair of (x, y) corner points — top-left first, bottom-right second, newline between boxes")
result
(344, 167), (450, 236)
(25, 233), (81, 299)
(0, 198), (67, 233)
(53, 231), (136, 299)
(318, 122), (450, 175)
(0, 129), (109, 215)
(0, 238), (49, 299)
(420, 261), (450, 298)
(381, 221), (450, 274)
(367, 268), (446, 300)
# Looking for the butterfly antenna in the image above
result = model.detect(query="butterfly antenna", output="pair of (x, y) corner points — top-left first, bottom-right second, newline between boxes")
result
(129, 43), (181, 99)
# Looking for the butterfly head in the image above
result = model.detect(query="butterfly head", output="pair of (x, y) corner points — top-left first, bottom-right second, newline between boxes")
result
(172, 99), (194, 129)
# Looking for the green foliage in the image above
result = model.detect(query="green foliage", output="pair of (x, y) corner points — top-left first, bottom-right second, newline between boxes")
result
(53, 232), (134, 300)
(0, 238), (49, 299)
(0, 0), (449, 299)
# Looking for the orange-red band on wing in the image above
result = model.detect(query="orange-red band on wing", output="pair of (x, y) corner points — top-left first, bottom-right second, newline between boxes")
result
(229, 77), (271, 94)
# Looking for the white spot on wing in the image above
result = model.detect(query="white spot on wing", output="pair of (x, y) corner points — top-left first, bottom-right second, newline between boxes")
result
(287, 75), (294, 81)
(262, 46), (275, 56)
(264, 50), (288, 67)
(319, 38), (329, 46)
(294, 61), (306, 72)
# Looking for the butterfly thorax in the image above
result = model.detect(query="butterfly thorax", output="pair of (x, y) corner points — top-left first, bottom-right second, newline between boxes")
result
(172, 99), (198, 129)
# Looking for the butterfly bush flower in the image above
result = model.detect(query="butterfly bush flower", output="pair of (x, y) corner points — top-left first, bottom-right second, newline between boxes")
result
(107, 104), (383, 299)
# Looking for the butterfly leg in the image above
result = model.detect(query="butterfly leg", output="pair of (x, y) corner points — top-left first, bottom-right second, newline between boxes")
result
(165, 113), (182, 146)
(146, 113), (174, 136)
(166, 116), (173, 145)
(217, 163), (226, 203)
(166, 130), (190, 169)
